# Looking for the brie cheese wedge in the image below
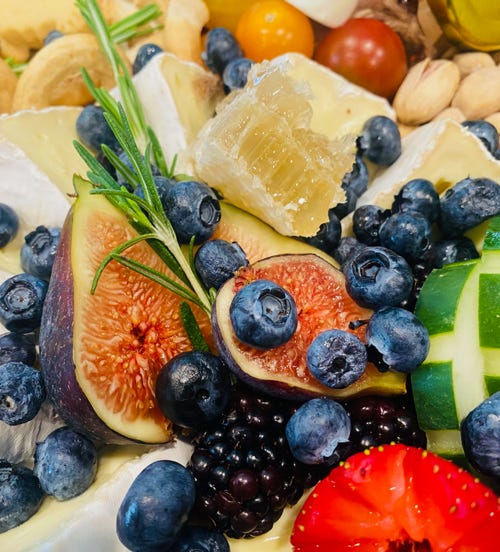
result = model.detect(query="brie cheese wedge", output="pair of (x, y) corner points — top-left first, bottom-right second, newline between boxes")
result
(343, 119), (500, 233)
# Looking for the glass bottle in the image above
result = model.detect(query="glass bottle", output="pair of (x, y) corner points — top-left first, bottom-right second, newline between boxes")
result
(427, 0), (500, 51)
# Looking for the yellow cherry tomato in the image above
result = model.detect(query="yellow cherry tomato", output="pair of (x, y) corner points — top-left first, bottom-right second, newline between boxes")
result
(235, 0), (315, 62)
(205, 0), (260, 32)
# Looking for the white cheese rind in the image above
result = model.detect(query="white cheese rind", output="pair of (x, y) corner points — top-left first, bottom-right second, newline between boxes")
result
(0, 138), (70, 273)
(133, 52), (223, 171)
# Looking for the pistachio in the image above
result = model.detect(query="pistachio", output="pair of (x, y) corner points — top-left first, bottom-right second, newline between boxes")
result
(453, 52), (495, 78)
(451, 66), (500, 120)
(393, 58), (460, 126)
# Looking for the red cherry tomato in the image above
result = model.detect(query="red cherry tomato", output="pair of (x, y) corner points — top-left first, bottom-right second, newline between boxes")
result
(235, 0), (315, 62)
(314, 18), (408, 99)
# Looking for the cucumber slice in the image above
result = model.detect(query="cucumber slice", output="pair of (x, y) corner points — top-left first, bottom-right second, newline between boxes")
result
(412, 216), (500, 461)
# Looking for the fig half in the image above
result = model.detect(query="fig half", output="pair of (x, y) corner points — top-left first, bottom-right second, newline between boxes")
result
(40, 177), (212, 444)
(212, 254), (407, 400)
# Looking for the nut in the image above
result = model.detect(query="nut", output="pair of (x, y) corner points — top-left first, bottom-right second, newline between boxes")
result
(432, 107), (466, 123)
(12, 33), (127, 111)
(453, 52), (495, 78)
(393, 58), (460, 126)
(451, 66), (500, 120)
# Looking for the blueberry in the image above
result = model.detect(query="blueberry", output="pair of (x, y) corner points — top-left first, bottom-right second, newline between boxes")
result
(134, 175), (175, 211)
(164, 180), (221, 245)
(331, 156), (369, 219)
(171, 525), (230, 552)
(366, 307), (429, 373)
(116, 150), (161, 189)
(434, 236), (479, 268)
(392, 178), (440, 222)
(0, 362), (45, 425)
(461, 392), (500, 477)
(0, 461), (44, 533)
(301, 210), (341, 255)
(43, 29), (64, 45)
(43, 29), (64, 46)
(462, 120), (499, 154)
(223, 57), (253, 92)
(306, 330), (367, 389)
(0, 332), (36, 366)
(155, 351), (232, 429)
(0, 203), (19, 248)
(333, 236), (366, 268)
(439, 177), (500, 237)
(285, 398), (351, 464)
(117, 460), (196, 552)
(34, 427), (98, 501)
(203, 27), (243, 76)
(194, 239), (248, 290)
(344, 246), (414, 309)
(20, 225), (61, 281)
(76, 104), (121, 155)
(0, 273), (48, 334)
(379, 212), (433, 265)
(132, 43), (163, 74)
(357, 115), (401, 166)
(230, 279), (297, 349)
(342, 154), (369, 198)
(352, 204), (390, 246)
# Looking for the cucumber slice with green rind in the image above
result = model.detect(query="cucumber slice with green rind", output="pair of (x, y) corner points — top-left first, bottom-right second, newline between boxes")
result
(479, 273), (500, 348)
(482, 215), (500, 253)
(414, 260), (477, 336)
(411, 361), (458, 429)
(412, 216), (500, 462)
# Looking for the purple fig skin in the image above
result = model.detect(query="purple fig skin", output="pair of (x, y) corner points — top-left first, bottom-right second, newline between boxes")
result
(39, 209), (132, 445)
(211, 304), (316, 402)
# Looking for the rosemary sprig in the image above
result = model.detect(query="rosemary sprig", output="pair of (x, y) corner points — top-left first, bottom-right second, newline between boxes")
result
(75, 0), (213, 317)
(76, 0), (149, 146)
(108, 4), (163, 44)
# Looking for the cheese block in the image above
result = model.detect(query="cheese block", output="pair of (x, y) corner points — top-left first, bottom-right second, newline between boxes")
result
(133, 52), (224, 170)
(343, 119), (500, 234)
(0, 107), (90, 273)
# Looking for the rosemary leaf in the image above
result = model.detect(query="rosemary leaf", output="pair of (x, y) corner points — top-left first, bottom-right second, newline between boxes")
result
(180, 302), (211, 352)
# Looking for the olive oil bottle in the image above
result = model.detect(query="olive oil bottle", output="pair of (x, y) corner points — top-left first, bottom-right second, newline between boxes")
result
(428, 0), (500, 51)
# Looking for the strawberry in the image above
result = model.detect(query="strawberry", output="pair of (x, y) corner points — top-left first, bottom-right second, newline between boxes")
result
(291, 444), (500, 552)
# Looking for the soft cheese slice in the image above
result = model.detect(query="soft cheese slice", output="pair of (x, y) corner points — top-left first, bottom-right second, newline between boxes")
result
(0, 107), (89, 273)
(0, 106), (87, 198)
(2, 441), (192, 551)
(133, 52), (224, 170)
(342, 119), (500, 233)
(2, 434), (300, 551)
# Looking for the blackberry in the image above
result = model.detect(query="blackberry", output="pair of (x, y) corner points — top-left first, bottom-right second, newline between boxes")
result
(337, 393), (427, 460)
(187, 386), (330, 539)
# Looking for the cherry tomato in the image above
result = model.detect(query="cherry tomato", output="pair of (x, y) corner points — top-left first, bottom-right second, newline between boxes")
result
(235, 0), (315, 62)
(314, 18), (408, 99)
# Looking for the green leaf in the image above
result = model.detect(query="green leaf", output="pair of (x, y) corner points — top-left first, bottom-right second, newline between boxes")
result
(180, 302), (211, 352)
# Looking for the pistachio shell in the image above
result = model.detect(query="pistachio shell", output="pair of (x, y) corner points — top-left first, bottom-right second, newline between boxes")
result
(393, 58), (460, 126)
(451, 67), (500, 120)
